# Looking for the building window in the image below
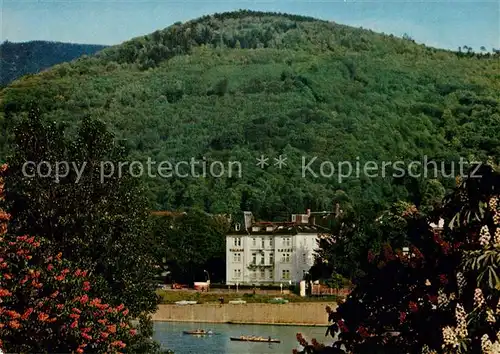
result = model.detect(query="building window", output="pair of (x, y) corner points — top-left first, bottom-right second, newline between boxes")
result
(252, 238), (256, 246)
(260, 255), (265, 265)
(269, 253), (274, 265)
(261, 238), (265, 248)
(233, 253), (241, 262)
(252, 253), (257, 264)
(260, 269), (266, 279)
(234, 269), (241, 278)
(234, 237), (241, 247)
(282, 269), (290, 280)
(302, 253), (307, 263)
(251, 271), (256, 280)
(269, 237), (273, 247)
(283, 237), (291, 247)
(282, 253), (290, 263)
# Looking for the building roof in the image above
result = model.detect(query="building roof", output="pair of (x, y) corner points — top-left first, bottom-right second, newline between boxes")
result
(227, 222), (326, 236)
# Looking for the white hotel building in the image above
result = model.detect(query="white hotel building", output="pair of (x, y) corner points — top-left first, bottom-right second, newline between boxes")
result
(225, 211), (327, 285)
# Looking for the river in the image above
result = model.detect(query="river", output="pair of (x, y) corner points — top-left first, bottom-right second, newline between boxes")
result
(153, 322), (332, 354)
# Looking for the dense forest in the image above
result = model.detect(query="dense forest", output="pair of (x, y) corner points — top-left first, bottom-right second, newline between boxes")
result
(0, 40), (107, 86)
(0, 10), (499, 220)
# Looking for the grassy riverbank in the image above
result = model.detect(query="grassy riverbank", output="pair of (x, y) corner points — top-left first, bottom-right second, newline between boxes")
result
(156, 290), (340, 304)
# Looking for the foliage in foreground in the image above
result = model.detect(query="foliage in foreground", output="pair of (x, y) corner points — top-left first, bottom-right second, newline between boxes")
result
(299, 164), (500, 353)
(0, 164), (134, 352)
(0, 110), (170, 352)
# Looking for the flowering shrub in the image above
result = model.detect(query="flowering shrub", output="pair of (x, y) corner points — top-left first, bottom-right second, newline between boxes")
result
(298, 164), (500, 354)
(0, 164), (136, 353)
(440, 195), (500, 353)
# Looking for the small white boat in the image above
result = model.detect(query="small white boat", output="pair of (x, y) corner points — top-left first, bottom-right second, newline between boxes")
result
(175, 300), (197, 305)
(228, 299), (247, 304)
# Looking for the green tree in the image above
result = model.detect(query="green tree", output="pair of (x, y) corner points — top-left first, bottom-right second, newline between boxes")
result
(2, 106), (165, 352)
(152, 209), (228, 283)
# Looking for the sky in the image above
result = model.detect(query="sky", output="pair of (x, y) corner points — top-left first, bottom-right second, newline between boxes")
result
(1, 0), (499, 51)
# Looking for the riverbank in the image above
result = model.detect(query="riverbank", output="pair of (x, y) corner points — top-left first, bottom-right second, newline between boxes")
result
(156, 289), (341, 304)
(152, 302), (336, 326)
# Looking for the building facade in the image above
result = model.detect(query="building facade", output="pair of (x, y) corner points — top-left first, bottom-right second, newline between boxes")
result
(225, 211), (324, 285)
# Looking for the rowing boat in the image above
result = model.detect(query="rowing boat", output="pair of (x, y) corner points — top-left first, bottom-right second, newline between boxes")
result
(230, 336), (280, 343)
(183, 330), (215, 335)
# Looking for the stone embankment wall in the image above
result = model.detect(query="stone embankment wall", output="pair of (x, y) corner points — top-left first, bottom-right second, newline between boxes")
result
(152, 302), (336, 326)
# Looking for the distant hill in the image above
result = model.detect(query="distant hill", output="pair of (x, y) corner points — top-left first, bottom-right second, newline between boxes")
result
(0, 40), (108, 86)
(1, 11), (499, 219)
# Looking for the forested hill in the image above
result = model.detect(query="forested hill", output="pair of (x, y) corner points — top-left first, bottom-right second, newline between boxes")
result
(0, 40), (108, 86)
(1, 10), (499, 220)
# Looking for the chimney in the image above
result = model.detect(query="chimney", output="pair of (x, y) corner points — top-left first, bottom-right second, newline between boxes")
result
(243, 211), (253, 230)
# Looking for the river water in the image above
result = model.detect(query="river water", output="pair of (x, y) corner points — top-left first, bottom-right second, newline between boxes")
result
(153, 322), (332, 354)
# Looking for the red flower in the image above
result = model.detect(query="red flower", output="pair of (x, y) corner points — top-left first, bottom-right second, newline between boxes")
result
(0, 288), (12, 297)
(3, 274), (12, 280)
(74, 269), (82, 277)
(83, 281), (90, 291)
(20, 275), (29, 284)
(439, 274), (448, 285)
(81, 270), (88, 277)
(21, 308), (34, 320)
(409, 301), (418, 313)
(337, 320), (349, 333)
(38, 313), (49, 322)
(357, 326), (370, 338)
(72, 307), (82, 314)
(101, 332), (109, 339)
(47, 264), (54, 271)
(367, 250), (375, 263)
(76, 349), (84, 354)
(70, 320), (78, 329)
(116, 303), (125, 311)
(69, 313), (80, 319)
(399, 311), (406, 324)
(82, 333), (92, 341)
(130, 329), (137, 336)
(80, 294), (89, 304)
(56, 304), (64, 310)
(8, 320), (21, 329)
(122, 309), (129, 316)
(50, 291), (59, 298)
(111, 341), (126, 348)
(5, 310), (20, 319)
(427, 295), (438, 304)
(107, 324), (117, 334)
(81, 327), (91, 333)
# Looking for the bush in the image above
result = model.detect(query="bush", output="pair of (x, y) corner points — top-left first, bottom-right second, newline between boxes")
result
(0, 166), (135, 353)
